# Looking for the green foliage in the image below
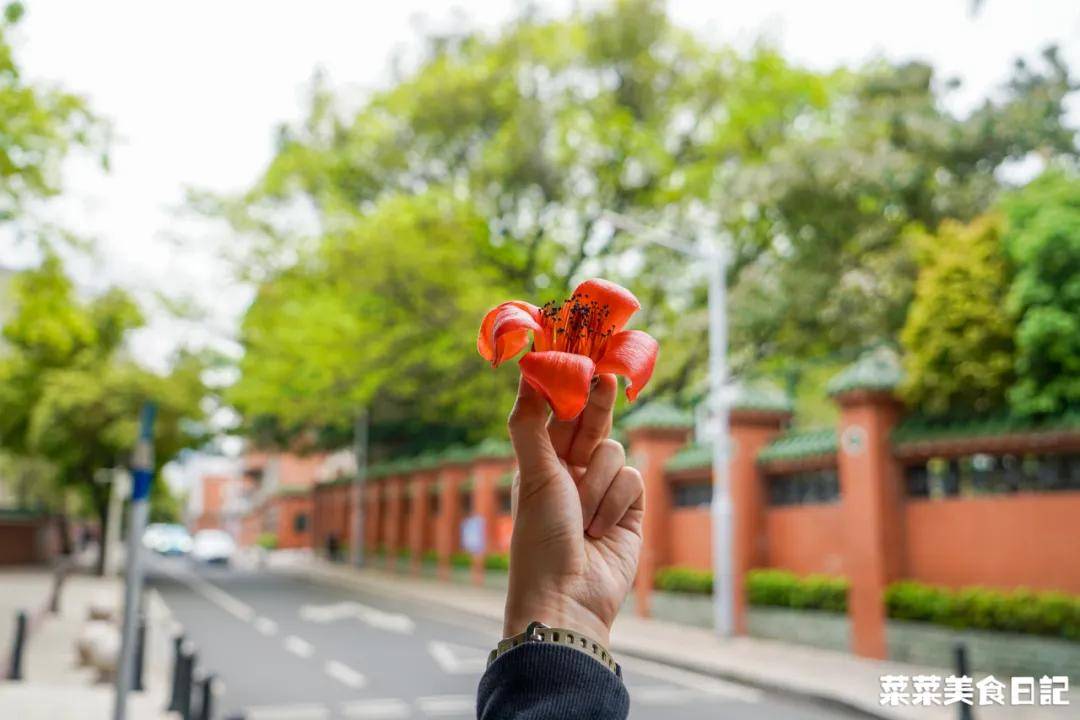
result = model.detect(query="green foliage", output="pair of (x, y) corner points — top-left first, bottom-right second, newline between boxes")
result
(148, 479), (182, 524)
(256, 533), (278, 550)
(900, 215), (1015, 415)
(450, 551), (473, 569)
(396, 547), (411, 560)
(885, 581), (1080, 640)
(483, 552), (510, 571)
(421, 549), (438, 564)
(744, 569), (849, 613)
(1000, 168), (1080, 417)
(654, 566), (713, 595)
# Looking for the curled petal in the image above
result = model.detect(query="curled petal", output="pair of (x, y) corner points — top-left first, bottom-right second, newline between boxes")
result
(571, 278), (641, 334)
(518, 351), (596, 421)
(596, 330), (658, 402)
(477, 301), (542, 366)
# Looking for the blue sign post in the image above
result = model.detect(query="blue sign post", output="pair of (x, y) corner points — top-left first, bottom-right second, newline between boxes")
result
(113, 402), (156, 720)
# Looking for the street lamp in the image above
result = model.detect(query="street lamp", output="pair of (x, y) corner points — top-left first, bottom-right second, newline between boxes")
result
(601, 210), (734, 638)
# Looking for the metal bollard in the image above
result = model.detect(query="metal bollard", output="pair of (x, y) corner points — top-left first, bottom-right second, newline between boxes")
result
(953, 642), (974, 720)
(48, 565), (66, 614)
(176, 641), (197, 720)
(195, 671), (216, 720)
(167, 634), (185, 711)
(7, 610), (28, 680)
(132, 615), (146, 691)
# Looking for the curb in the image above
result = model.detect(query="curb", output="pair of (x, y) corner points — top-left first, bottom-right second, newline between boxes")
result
(282, 561), (893, 720)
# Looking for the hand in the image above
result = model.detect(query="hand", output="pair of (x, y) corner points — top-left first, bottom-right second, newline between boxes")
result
(503, 374), (645, 647)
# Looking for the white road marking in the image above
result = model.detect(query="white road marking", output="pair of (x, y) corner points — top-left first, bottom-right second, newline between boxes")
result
(339, 698), (411, 719)
(427, 641), (489, 675)
(620, 655), (762, 703)
(324, 659), (366, 689)
(299, 601), (415, 635)
(245, 703), (330, 720)
(254, 616), (279, 636)
(416, 694), (474, 717)
(161, 566), (256, 622)
(284, 634), (315, 659)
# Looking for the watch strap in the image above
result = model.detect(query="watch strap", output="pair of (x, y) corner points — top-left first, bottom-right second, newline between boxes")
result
(487, 621), (620, 676)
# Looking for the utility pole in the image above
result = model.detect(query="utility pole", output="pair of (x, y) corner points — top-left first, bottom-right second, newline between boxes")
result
(350, 408), (369, 567)
(113, 402), (156, 720)
(602, 210), (734, 637)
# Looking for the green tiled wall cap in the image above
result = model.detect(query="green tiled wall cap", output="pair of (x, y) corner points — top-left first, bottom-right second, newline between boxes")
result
(729, 381), (794, 413)
(470, 437), (513, 459)
(758, 428), (838, 463)
(621, 401), (693, 431)
(827, 346), (903, 397)
(665, 443), (712, 472)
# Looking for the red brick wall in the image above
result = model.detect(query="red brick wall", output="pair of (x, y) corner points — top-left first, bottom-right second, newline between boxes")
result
(669, 508), (712, 570)
(273, 495), (314, 549)
(0, 521), (43, 564)
(904, 491), (1080, 594)
(764, 504), (846, 576)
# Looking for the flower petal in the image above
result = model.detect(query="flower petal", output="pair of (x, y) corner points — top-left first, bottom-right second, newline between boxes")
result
(477, 301), (542, 366)
(596, 330), (658, 402)
(518, 351), (596, 421)
(571, 278), (641, 334)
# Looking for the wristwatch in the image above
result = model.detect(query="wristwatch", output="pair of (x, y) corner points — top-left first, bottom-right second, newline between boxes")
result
(487, 620), (621, 676)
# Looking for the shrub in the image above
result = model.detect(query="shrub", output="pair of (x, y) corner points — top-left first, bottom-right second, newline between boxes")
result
(885, 581), (1080, 640)
(654, 566), (713, 594)
(421, 549), (438, 564)
(256, 533), (278, 550)
(396, 547), (411, 560)
(744, 568), (848, 613)
(484, 552), (510, 571)
(373, 545), (387, 557)
(450, 551), (473, 568)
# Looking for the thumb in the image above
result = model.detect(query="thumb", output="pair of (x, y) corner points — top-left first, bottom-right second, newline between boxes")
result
(508, 375), (561, 485)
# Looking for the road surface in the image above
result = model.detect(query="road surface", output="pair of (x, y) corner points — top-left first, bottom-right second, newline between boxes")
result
(146, 556), (857, 720)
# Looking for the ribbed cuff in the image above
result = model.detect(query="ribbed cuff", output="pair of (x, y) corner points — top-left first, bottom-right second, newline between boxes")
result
(477, 642), (629, 720)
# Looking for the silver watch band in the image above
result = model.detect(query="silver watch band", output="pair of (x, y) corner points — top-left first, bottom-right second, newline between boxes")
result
(487, 621), (620, 676)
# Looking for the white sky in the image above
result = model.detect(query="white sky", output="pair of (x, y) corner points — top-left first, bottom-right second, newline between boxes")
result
(4, 0), (1079, 371)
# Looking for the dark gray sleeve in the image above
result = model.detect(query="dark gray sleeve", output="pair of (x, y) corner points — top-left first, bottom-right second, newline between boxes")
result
(476, 642), (629, 720)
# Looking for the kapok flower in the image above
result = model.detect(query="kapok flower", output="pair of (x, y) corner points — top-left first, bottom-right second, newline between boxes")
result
(478, 278), (659, 421)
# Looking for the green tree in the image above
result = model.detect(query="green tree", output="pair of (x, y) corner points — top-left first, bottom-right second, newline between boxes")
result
(899, 214), (1015, 415)
(1000, 168), (1080, 417)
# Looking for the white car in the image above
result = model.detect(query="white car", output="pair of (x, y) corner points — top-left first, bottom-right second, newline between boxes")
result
(142, 523), (192, 556)
(190, 529), (236, 565)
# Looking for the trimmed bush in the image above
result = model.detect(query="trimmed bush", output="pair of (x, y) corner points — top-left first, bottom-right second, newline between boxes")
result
(256, 533), (278, 550)
(745, 569), (848, 613)
(654, 566), (713, 594)
(484, 552), (510, 571)
(373, 545), (387, 558)
(396, 547), (411, 560)
(450, 551), (473, 568)
(421, 549), (438, 564)
(885, 581), (1080, 640)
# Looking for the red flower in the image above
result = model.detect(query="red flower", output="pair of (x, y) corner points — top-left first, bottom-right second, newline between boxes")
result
(478, 278), (659, 421)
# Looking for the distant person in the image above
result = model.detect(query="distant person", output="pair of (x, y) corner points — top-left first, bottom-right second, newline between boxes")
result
(477, 375), (641, 719)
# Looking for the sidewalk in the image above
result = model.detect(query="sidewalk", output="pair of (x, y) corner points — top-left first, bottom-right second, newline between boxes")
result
(0, 565), (175, 720)
(286, 559), (1075, 720)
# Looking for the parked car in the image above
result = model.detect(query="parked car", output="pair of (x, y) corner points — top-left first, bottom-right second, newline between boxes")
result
(142, 523), (192, 556)
(190, 529), (236, 565)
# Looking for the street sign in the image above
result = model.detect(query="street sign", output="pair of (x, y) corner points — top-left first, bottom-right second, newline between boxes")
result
(460, 516), (486, 555)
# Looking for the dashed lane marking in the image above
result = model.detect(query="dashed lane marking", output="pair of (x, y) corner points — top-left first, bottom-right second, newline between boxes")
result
(426, 640), (488, 675)
(160, 565), (256, 622)
(416, 694), (474, 717)
(254, 616), (279, 636)
(284, 634), (315, 659)
(244, 703), (330, 720)
(324, 659), (366, 689)
(339, 698), (411, 719)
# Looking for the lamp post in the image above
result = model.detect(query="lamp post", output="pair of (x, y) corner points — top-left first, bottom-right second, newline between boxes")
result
(601, 211), (734, 637)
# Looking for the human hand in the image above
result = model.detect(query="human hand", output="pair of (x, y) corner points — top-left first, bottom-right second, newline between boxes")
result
(503, 374), (645, 647)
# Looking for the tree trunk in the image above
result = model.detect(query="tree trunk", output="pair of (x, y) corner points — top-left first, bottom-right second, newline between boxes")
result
(95, 495), (109, 577)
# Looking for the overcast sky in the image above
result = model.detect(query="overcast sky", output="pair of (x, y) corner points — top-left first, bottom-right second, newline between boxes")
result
(5, 0), (1079, 371)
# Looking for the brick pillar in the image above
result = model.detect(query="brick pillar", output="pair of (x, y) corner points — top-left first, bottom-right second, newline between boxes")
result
(729, 407), (790, 634)
(364, 483), (380, 553)
(625, 410), (692, 618)
(408, 471), (432, 574)
(471, 455), (510, 585)
(436, 464), (467, 580)
(384, 474), (405, 570)
(834, 388), (904, 659)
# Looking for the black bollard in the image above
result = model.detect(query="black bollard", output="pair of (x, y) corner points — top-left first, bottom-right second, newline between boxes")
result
(167, 634), (185, 711)
(953, 642), (974, 720)
(196, 671), (216, 720)
(176, 642), (197, 720)
(7, 610), (27, 680)
(48, 565), (66, 614)
(132, 615), (146, 691)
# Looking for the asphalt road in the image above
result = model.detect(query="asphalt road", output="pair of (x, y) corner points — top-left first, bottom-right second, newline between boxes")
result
(146, 556), (856, 720)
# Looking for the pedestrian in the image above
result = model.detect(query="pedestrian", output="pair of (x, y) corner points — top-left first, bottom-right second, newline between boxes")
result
(476, 375), (642, 719)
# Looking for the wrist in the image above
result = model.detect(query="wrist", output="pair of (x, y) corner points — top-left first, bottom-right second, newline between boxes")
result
(503, 590), (611, 647)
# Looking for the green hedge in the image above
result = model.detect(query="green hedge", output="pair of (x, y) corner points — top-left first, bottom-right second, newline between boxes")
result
(745, 569), (848, 613)
(654, 566), (713, 594)
(484, 552), (510, 571)
(421, 549), (438, 564)
(396, 547), (411, 560)
(256, 533), (278, 550)
(450, 551), (473, 568)
(885, 581), (1080, 641)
